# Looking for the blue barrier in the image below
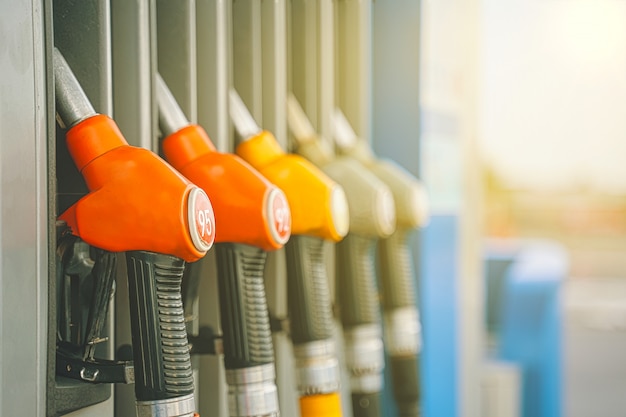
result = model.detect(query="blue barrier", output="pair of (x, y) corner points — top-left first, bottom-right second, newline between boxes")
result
(421, 215), (459, 417)
(486, 239), (567, 417)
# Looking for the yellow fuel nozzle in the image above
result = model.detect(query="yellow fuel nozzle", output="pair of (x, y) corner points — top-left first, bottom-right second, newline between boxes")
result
(230, 89), (349, 242)
(230, 90), (346, 413)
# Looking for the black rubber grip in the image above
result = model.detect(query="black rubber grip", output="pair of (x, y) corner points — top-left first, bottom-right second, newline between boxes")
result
(351, 391), (381, 417)
(377, 230), (417, 310)
(285, 235), (334, 344)
(181, 259), (203, 336)
(335, 234), (381, 327)
(84, 249), (117, 348)
(126, 251), (194, 401)
(215, 243), (274, 369)
(389, 355), (420, 417)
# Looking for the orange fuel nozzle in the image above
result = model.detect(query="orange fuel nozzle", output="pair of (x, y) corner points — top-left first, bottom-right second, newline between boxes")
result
(58, 114), (214, 262)
(54, 50), (208, 414)
(162, 124), (291, 251)
(229, 90), (348, 242)
(155, 73), (290, 251)
(54, 48), (214, 262)
(158, 76), (284, 417)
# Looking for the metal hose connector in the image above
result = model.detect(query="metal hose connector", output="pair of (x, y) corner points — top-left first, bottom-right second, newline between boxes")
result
(293, 338), (341, 396)
(135, 394), (196, 417)
(343, 324), (385, 394)
(226, 364), (280, 417)
(383, 307), (421, 358)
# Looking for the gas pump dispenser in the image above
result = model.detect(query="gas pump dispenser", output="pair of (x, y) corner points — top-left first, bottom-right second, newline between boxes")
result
(53, 48), (214, 417)
(230, 89), (349, 417)
(156, 74), (290, 417)
(333, 109), (429, 417)
(287, 94), (396, 417)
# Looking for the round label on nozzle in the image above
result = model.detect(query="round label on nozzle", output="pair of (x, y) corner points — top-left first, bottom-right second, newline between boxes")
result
(188, 187), (215, 252)
(330, 186), (350, 238)
(266, 188), (291, 245)
(408, 183), (429, 227)
(376, 188), (396, 237)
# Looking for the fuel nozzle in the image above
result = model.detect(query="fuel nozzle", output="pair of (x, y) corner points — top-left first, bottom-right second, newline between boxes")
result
(157, 74), (290, 417)
(54, 48), (214, 260)
(159, 75), (290, 250)
(334, 108), (429, 417)
(230, 89), (349, 242)
(288, 95), (395, 417)
(54, 48), (214, 417)
(332, 109), (428, 229)
(230, 88), (347, 416)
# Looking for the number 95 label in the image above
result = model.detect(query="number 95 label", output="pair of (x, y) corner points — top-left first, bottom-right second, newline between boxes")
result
(188, 187), (215, 252)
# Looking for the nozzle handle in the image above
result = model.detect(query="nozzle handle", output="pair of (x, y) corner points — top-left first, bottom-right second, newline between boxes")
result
(84, 248), (117, 356)
(336, 234), (380, 327)
(378, 230), (417, 310)
(379, 230), (421, 415)
(285, 235), (335, 344)
(53, 47), (96, 128)
(389, 355), (420, 417)
(126, 251), (194, 402)
(352, 392), (382, 417)
(215, 243), (275, 369)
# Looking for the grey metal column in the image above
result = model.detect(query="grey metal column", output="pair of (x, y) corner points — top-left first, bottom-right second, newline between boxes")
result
(111, 0), (157, 150)
(335, 0), (372, 141)
(371, 1), (420, 168)
(157, 0), (197, 123)
(261, 0), (288, 144)
(54, 0), (112, 116)
(289, 0), (335, 139)
(258, 2), (296, 415)
(0, 0), (49, 415)
(197, 0), (232, 151)
(196, 1), (231, 416)
(232, 0), (263, 122)
(51, 0), (115, 415)
(110, 0), (158, 415)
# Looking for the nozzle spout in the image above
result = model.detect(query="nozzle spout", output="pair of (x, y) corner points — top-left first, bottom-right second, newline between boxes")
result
(229, 89), (262, 143)
(53, 47), (96, 129)
(287, 93), (317, 144)
(156, 73), (190, 137)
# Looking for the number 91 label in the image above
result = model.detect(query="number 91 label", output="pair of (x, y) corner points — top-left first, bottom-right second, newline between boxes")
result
(188, 187), (215, 252)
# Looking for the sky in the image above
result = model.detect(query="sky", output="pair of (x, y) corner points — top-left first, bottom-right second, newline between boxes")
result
(478, 0), (626, 193)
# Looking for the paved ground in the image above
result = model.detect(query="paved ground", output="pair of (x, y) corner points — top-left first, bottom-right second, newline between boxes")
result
(485, 191), (626, 416)
(563, 276), (626, 417)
